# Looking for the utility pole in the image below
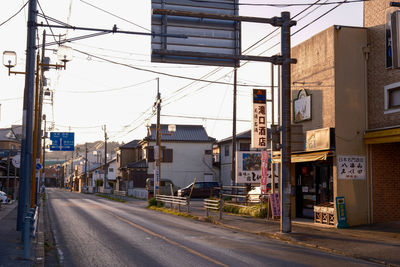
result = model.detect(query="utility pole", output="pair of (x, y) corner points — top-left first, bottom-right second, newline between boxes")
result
(85, 143), (88, 188)
(42, 115), (47, 191)
(155, 78), (162, 196)
(17, 0), (37, 232)
(103, 125), (108, 189)
(231, 68), (237, 185)
(280, 12), (294, 233)
(70, 151), (73, 191)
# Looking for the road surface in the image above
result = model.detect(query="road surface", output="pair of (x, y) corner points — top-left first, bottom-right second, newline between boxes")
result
(45, 188), (378, 267)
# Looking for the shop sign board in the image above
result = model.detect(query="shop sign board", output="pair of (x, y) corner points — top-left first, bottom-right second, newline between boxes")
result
(270, 193), (280, 217)
(251, 89), (267, 149)
(336, 196), (349, 228)
(337, 155), (366, 180)
(260, 150), (269, 194)
(151, 0), (240, 67)
(305, 127), (331, 152)
(293, 89), (312, 122)
(236, 151), (261, 184)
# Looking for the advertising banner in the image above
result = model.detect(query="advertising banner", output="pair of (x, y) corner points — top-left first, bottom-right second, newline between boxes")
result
(236, 151), (261, 184)
(261, 150), (269, 194)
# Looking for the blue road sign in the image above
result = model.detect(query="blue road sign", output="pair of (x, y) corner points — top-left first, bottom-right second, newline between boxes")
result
(36, 163), (42, 170)
(50, 132), (75, 151)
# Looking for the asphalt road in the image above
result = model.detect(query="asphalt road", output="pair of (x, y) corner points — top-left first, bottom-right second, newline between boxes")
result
(46, 188), (379, 267)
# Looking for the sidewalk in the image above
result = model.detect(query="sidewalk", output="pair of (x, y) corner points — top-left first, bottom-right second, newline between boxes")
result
(185, 201), (400, 266)
(0, 202), (35, 267)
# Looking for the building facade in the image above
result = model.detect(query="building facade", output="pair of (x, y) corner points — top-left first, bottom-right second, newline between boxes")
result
(363, 0), (400, 223)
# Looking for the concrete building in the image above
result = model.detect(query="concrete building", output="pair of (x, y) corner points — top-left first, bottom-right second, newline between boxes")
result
(288, 25), (369, 226)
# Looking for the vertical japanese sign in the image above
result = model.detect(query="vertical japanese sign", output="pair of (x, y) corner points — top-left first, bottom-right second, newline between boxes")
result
(261, 150), (269, 194)
(251, 89), (267, 149)
(337, 155), (366, 180)
(336, 196), (348, 228)
(270, 193), (280, 217)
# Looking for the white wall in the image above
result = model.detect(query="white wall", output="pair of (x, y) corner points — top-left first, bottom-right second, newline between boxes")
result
(147, 141), (215, 188)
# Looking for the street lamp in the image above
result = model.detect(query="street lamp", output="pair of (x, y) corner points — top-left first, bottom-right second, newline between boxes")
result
(56, 45), (73, 69)
(2, 51), (26, 76)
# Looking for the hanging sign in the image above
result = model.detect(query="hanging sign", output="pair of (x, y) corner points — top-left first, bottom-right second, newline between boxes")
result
(293, 89), (311, 122)
(251, 89), (267, 149)
(337, 155), (366, 180)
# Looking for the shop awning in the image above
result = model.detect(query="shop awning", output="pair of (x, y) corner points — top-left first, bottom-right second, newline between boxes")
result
(364, 127), (400, 144)
(272, 151), (331, 163)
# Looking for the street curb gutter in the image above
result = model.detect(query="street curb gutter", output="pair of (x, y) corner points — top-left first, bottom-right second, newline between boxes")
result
(35, 200), (45, 267)
(206, 217), (397, 267)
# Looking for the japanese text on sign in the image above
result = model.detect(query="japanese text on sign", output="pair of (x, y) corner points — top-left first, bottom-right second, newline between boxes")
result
(337, 155), (366, 180)
(236, 151), (262, 184)
(251, 89), (267, 148)
(261, 151), (269, 194)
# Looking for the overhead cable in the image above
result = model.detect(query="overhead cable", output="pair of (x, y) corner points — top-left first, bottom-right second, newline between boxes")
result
(0, 1), (28, 27)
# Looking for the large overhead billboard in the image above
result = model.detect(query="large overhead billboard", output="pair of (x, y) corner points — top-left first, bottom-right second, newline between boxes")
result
(151, 0), (240, 67)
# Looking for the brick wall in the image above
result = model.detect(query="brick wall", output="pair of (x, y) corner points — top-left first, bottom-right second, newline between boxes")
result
(371, 143), (400, 223)
(365, 0), (400, 129)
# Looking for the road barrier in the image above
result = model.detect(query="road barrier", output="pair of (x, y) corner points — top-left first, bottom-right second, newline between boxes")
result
(156, 194), (190, 213)
(23, 205), (39, 259)
(113, 190), (127, 200)
(204, 198), (222, 219)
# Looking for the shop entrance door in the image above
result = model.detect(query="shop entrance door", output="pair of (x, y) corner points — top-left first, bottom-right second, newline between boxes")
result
(296, 162), (332, 219)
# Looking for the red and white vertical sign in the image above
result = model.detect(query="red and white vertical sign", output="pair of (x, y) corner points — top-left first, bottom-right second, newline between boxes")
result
(261, 150), (269, 194)
(251, 89), (267, 149)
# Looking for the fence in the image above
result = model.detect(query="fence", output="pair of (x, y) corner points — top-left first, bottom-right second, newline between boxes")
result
(156, 194), (190, 213)
(113, 190), (127, 200)
(204, 198), (222, 219)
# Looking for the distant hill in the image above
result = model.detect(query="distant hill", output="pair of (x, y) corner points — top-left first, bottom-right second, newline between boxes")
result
(45, 141), (121, 161)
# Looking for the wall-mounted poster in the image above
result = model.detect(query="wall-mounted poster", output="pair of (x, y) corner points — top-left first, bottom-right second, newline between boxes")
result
(293, 89), (312, 122)
(236, 151), (262, 184)
(337, 155), (366, 180)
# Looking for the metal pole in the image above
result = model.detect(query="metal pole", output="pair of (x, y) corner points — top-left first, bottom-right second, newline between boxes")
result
(103, 125), (108, 190)
(17, 0), (37, 232)
(31, 53), (40, 208)
(6, 153), (10, 197)
(280, 11), (292, 233)
(231, 68), (237, 185)
(271, 63), (275, 195)
(156, 78), (162, 196)
(70, 151), (73, 191)
(42, 115), (46, 191)
(85, 143), (88, 188)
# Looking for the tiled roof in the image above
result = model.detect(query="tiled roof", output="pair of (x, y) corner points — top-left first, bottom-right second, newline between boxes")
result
(217, 129), (271, 144)
(144, 124), (215, 142)
(119, 139), (141, 149)
(125, 159), (147, 169)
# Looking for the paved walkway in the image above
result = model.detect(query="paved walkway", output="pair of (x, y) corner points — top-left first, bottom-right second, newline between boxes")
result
(0, 202), (34, 267)
(184, 200), (400, 266)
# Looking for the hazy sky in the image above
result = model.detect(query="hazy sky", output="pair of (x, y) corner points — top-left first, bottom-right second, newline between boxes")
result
(0, 0), (363, 146)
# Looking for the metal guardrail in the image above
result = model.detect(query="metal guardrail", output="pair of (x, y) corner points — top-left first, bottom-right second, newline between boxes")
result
(113, 190), (127, 200)
(204, 198), (222, 219)
(156, 194), (190, 213)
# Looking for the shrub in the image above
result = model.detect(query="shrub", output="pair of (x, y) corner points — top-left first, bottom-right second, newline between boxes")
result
(148, 197), (164, 207)
(96, 179), (103, 187)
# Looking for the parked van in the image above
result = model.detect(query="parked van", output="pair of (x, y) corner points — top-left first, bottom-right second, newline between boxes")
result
(146, 178), (179, 196)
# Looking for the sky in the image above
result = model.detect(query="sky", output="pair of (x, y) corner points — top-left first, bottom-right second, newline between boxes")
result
(0, 0), (364, 146)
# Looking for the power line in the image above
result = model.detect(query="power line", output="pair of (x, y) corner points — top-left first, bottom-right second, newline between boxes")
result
(73, 48), (270, 88)
(79, 0), (151, 32)
(161, 114), (251, 122)
(0, 1), (28, 27)
(189, 0), (368, 7)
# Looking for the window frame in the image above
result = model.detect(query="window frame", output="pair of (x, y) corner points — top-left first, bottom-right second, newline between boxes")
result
(384, 82), (400, 114)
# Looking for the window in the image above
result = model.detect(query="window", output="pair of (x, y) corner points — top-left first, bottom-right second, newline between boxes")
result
(204, 150), (212, 155)
(384, 82), (400, 113)
(162, 148), (173, 163)
(109, 168), (114, 173)
(224, 145), (229, 157)
(147, 146), (155, 162)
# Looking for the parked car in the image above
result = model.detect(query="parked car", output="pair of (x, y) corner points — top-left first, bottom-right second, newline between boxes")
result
(177, 181), (220, 198)
(0, 191), (10, 203)
(247, 186), (261, 203)
(146, 178), (179, 196)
